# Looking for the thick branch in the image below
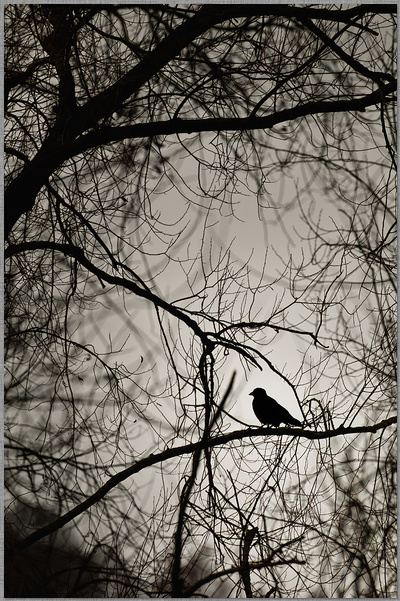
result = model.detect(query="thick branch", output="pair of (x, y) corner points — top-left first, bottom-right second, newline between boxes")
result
(70, 80), (397, 153)
(4, 4), (396, 239)
(5, 241), (207, 343)
(5, 241), (261, 367)
(241, 527), (257, 597)
(7, 79), (394, 241)
(68, 4), (397, 133)
(7, 416), (396, 560)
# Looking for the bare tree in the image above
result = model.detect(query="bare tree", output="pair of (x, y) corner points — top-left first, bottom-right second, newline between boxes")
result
(5, 4), (396, 597)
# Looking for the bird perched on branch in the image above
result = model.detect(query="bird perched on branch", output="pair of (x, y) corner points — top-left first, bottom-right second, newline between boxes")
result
(250, 388), (302, 427)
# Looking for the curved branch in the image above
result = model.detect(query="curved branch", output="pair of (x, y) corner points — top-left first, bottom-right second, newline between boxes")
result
(5, 241), (262, 368)
(7, 416), (396, 560)
(5, 240), (207, 343)
(297, 16), (395, 85)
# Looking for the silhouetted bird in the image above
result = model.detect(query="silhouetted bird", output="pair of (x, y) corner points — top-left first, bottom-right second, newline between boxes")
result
(250, 388), (302, 427)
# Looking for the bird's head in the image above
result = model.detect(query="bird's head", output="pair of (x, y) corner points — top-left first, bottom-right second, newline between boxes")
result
(249, 388), (265, 397)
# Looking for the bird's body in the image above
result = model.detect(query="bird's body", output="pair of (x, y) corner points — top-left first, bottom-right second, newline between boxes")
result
(250, 387), (302, 427)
